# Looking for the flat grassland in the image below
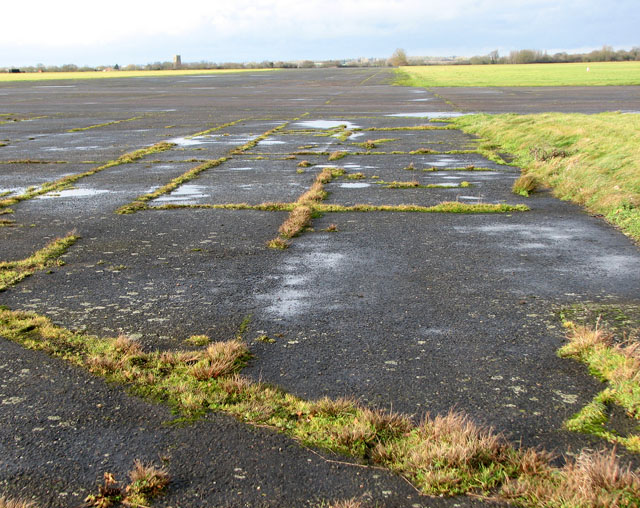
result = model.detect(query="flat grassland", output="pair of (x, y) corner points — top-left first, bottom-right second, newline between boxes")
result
(452, 112), (640, 241)
(0, 68), (274, 82)
(397, 61), (640, 87)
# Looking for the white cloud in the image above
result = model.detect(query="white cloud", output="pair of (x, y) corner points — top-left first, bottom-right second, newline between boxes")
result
(2, 0), (637, 65)
(2, 0), (564, 45)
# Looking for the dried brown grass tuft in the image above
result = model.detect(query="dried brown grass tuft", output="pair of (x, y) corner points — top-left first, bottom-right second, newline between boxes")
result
(127, 459), (170, 498)
(112, 334), (142, 355)
(512, 173), (539, 196)
(0, 497), (37, 508)
(278, 206), (312, 238)
(311, 396), (357, 417)
(329, 498), (363, 508)
(503, 449), (640, 507)
(414, 410), (509, 468)
(561, 323), (612, 358)
(189, 339), (248, 380)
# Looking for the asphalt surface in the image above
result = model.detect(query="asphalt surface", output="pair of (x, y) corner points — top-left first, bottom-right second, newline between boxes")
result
(1, 68), (639, 506)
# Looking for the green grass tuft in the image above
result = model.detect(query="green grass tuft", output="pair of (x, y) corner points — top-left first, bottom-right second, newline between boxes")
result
(0, 233), (78, 291)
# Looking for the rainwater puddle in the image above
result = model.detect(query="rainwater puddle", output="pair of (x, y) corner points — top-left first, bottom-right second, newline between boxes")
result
(39, 188), (110, 199)
(386, 112), (468, 119)
(295, 120), (360, 130)
(257, 139), (285, 145)
(169, 137), (204, 147)
(0, 187), (26, 196)
(258, 248), (347, 318)
(429, 157), (461, 167)
(457, 224), (578, 242)
(340, 182), (370, 188)
(343, 163), (377, 170)
(43, 145), (101, 152)
(459, 196), (482, 200)
(170, 135), (254, 147)
(228, 166), (253, 171)
(154, 184), (207, 202)
(410, 98), (432, 102)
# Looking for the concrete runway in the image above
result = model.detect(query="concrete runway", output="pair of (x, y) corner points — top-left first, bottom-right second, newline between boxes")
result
(1, 68), (639, 506)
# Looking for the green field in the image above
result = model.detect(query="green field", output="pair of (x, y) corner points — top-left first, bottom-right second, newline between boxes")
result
(397, 61), (640, 87)
(452, 112), (640, 240)
(0, 68), (275, 82)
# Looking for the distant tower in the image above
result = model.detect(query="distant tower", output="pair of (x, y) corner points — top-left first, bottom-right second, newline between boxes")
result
(173, 55), (182, 69)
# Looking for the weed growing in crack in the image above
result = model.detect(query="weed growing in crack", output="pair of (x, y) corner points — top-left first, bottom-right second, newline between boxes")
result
(409, 148), (439, 155)
(278, 206), (313, 238)
(315, 202), (529, 214)
(117, 121), (291, 215)
(256, 334), (276, 343)
(558, 319), (640, 452)
(0, 142), (174, 212)
(267, 237), (289, 249)
(328, 151), (347, 161)
(268, 167), (343, 248)
(67, 115), (144, 133)
(0, 232), (78, 291)
(185, 335), (210, 347)
(84, 460), (169, 507)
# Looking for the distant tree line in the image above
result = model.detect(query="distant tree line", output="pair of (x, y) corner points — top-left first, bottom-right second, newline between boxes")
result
(4, 45), (639, 73)
(466, 46), (640, 65)
(3, 59), (360, 73)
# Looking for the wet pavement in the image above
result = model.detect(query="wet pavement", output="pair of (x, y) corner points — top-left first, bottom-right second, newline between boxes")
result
(1, 68), (639, 506)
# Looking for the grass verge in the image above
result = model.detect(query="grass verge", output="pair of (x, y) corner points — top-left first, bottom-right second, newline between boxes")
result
(0, 233), (78, 291)
(395, 62), (640, 87)
(0, 308), (638, 506)
(0, 143), (174, 212)
(452, 112), (640, 241)
(0, 68), (275, 83)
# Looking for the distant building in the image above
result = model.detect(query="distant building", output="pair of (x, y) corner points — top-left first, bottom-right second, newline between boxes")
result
(173, 55), (181, 69)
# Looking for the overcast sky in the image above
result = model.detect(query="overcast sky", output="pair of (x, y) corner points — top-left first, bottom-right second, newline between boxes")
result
(2, 0), (637, 67)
